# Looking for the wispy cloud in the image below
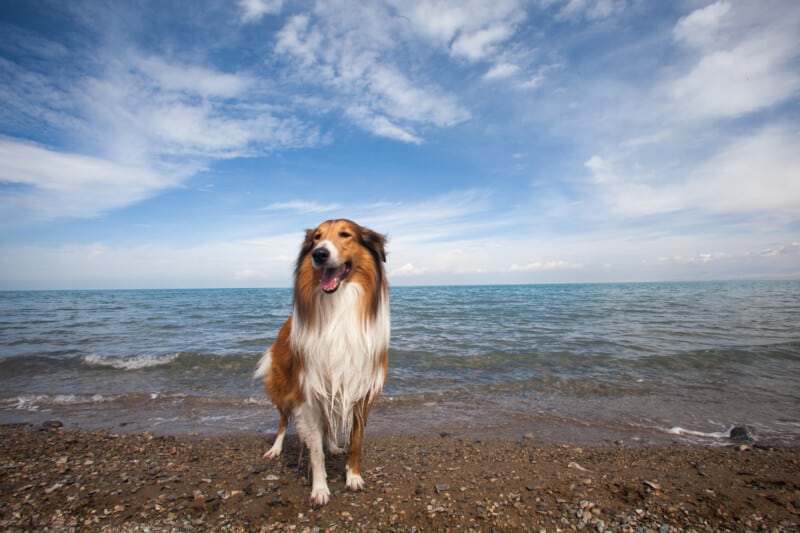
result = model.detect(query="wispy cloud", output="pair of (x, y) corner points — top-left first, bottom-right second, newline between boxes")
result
(263, 200), (342, 214)
(669, 1), (800, 120)
(1, 42), (323, 221)
(0, 138), (182, 223)
(274, 4), (472, 143)
(238, 0), (283, 23)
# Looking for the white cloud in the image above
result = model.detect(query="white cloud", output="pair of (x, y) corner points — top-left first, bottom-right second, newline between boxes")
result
(135, 56), (253, 98)
(555, 0), (625, 22)
(1, 46), (325, 222)
(239, 0), (284, 23)
(86, 55), (322, 162)
(518, 73), (546, 90)
(263, 200), (342, 214)
(509, 260), (574, 271)
(451, 23), (515, 61)
(670, 2), (800, 119)
(399, 0), (525, 51)
(0, 138), (181, 222)
(347, 109), (423, 144)
(690, 124), (800, 214)
(672, 1), (730, 47)
(390, 263), (427, 277)
(274, 7), (471, 143)
(585, 125), (800, 218)
(484, 62), (520, 80)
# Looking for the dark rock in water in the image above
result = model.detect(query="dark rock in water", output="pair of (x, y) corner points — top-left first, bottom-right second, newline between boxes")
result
(41, 420), (63, 430)
(729, 425), (755, 442)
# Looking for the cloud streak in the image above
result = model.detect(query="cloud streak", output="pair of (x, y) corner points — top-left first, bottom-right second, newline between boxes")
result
(0, 138), (181, 222)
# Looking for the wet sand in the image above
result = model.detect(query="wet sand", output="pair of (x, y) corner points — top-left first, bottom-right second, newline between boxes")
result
(1, 423), (798, 532)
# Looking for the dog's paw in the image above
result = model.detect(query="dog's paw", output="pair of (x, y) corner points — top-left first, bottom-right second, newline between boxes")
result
(262, 443), (282, 460)
(327, 442), (345, 455)
(346, 469), (365, 492)
(310, 483), (331, 507)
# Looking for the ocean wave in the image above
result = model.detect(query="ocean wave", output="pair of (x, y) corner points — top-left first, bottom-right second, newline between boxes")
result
(666, 426), (735, 440)
(81, 353), (180, 370)
(2, 393), (112, 411)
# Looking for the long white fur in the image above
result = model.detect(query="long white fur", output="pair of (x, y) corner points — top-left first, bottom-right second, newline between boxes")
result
(290, 280), (389, 444)
(253, 348), (272, 380)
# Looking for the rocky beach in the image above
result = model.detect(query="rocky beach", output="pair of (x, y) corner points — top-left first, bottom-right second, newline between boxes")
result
(1, 423), (798, 532)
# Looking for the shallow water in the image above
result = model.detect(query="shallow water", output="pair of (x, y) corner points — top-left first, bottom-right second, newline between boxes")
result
(1, 282), (798, 445)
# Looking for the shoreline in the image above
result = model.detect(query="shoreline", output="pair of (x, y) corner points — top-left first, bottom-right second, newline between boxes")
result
(1, 423), (798, 532)
(5, 390), (796, 449)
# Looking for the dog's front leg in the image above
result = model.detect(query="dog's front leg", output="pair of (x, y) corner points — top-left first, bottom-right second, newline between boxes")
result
(294, 403), (330, 506)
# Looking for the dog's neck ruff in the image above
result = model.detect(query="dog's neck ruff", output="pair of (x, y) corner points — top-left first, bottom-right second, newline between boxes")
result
(290, 281), (389, 442)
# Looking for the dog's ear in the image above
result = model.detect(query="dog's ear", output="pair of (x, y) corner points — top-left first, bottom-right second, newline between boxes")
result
(359, 226), (388, 263)
(297, 228), (316, 265)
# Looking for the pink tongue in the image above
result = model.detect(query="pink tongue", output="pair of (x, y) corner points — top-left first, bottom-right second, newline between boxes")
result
(321, 266), (345, 292)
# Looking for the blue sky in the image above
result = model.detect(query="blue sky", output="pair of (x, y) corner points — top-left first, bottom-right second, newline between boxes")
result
(1, 0), (799, 289)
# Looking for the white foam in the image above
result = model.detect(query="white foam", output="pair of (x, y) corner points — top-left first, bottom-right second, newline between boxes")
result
(2, 393), (111, 411)
(243, 396), (270, 406)
(5, 395), (44, 411)
(666, 426), (733, 440)
(82, 353), (180, 370)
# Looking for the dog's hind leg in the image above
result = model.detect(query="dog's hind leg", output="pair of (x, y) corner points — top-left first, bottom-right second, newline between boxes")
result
(345, 399), (370, 492)
(326, 426), (345, 455)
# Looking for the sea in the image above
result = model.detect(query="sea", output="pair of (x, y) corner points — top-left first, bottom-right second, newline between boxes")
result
(1, 281), (799, 446)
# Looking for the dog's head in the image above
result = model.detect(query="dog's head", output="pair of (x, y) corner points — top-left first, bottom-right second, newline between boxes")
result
(297, 219), (387, 294)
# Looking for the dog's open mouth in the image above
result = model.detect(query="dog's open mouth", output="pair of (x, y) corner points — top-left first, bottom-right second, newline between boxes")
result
(320, 261), (351, 293)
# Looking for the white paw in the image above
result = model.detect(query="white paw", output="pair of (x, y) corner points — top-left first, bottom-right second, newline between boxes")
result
(262, 443), (282, 460)
(327, 442), (345, 455)
(310, 483), (331, 506)
(346, 472), (365, 492)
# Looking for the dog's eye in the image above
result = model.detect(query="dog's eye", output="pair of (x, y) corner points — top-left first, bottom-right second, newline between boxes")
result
(314, 233), (321, 240)
(339, 231), (351, 238)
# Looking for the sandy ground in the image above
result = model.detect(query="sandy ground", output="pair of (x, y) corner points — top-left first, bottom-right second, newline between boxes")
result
(1, 423), (798, 532)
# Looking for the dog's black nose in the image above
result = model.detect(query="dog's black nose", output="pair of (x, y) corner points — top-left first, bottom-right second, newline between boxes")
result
(312, 247), (330, 264)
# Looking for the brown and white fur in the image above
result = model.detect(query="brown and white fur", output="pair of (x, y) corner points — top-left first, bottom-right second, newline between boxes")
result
(254, 219), (389, 506)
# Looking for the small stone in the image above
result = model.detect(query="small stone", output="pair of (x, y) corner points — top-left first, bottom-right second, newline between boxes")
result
(568, 461), (590, 472)
(644, 480), (661, 491)
(435, 484), (449, 494)
(729, 425), (755, 442)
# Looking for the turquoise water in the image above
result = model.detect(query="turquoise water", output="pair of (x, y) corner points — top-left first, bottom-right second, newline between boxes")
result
(1, 282), (798, 444)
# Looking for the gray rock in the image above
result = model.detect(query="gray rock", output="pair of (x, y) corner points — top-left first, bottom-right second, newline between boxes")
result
(729, 425), (755, 442)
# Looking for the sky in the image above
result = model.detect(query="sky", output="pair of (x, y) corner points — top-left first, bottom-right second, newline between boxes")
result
(0, 0), (799, 289)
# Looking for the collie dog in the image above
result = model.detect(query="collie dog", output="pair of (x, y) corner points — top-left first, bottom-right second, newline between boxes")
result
(254, 219), (389, 506)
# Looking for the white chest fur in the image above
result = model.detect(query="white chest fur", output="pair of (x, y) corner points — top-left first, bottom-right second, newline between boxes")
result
(290, 282), (389, 440)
